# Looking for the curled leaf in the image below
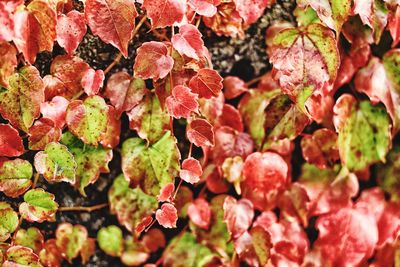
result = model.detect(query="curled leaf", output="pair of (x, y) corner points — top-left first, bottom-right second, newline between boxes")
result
(19, 188), (58, 223)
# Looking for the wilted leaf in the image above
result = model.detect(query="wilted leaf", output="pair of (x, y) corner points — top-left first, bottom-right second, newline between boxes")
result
(28, 118), (62, 150)
(186, 118), (215, 148)
(189, 68), (223, 99)
(14, 227), (44, 254)
(56, 10), (87, 54)
(0, 158), (32, 198)
(156, 203), (178, 228)
(97, 225), (123, 257)
(0, 202), (19, 242)
(0, 124), (24, 157)
(187, 198), (211, 230)
(171, 24), (204, 60)
(180, 157), (203, 184)
(55, 223), (88, 263)
(223, 196), (254, 239)
(19, 188), (58, 223)
(166, 85), (199, 119)
(143, 0), (185, 29)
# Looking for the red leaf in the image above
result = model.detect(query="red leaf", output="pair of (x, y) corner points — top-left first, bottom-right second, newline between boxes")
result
(388, 6), (400, 47)
(133, 41), (174, 81)
(204, 164), (230, 194)
(100, 106), (121, 148)
(332, 94), (357, 132)
(85, 0), (138, 57)
(179, 157), (202, 184)
(142, 229), (166, 252)
(0, 124), (24, 157)
(0, 0), (24, 41)
(186, 118), (215, 147)
(188, 0), (218, 17)
(189, 68), (223, 99)
(187, 198), (211, 229)
(171, 24), (204, 60)
(104, 71), (147, 118)
(0, 41), (17, 87)
(158, 182), (175, 202)
(28, 118), (62, 150)
(40, 96), (69, 128)
(223, 76), (248, 99)
(143, 0), (186, 29)
(166, 85), (199, 119)
(156, 203), (178, 228)
(56, 10), (87, 54)
(223, 196), (254, 239)
(216, 104), (244, 132)
(135, 216), (153, 234)
(81, 68), (104, 96)
(234, 0), (274, 25)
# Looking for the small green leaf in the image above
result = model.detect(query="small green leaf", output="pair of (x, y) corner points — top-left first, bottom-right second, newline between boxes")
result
(383, 49), (400, 93)
(0, 158), (32, 198)
(14, 227), (44, 254)
(19, 188), (58, 223)
(97, 225), (124, 257)
(55, 223), (88, 263)
(0, 202), (19, 242)
(294, 6), (320, 26)
(34, 142), (77, 184)
(121, 131), (180, 196)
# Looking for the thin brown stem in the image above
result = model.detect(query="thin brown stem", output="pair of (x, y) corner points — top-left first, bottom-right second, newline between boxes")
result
(188, 143), (193, 158)
(245, 75), (264, 87)
(32, 173), (40, 189)
(58, 203), (108, 212)
(172, 178), (183, 200)
(103, 53), (122, 75)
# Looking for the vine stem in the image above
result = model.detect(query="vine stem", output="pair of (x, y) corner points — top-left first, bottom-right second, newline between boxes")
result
(32, 173), (40, 189)
(172, 178), (183, 200)
(245, 75), (263, 87)
(58, 203), (108, 212)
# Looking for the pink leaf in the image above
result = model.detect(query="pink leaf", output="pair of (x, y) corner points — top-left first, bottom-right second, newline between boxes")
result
(166, 85), (199, 119)
(189, 68), (223, 99)
(223, 196), (254, 239)
(223, 76), (248, 99)
(0, 41), (17, 87)
(143, 0), (186, 29)
(234, 0), (274, 25)
(85, 0), (138, 57)
(135, 216), (153, 234)
(0, 124), (24, 157)
(216, 104), (244, 132)
(156, 203), (178, 228)
(158, 182), (175, 202)
(81, 69), (104, 96)
(40, 96), (69, 128)
(388, 6), (400, 47)
(0, 0), (24, 41)
(171, 24), (204, 60)
(133, 41), (174, 80)
(56, 10), (87, 54)
(186, 118), (215, 147)
(187, 198), (211, 229)
(188, 0), (218, 17)
(28, 118), (62, 150)
(179, 157), (202, 184)
(332, 94), (357, 132)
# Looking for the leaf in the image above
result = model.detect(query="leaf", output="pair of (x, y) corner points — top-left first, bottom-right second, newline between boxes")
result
(189, 68), (223, 99)
(188, 0), (218, 17)
(158, 182), (175, 202)
(171, 24), (204, 60)
(377, 143), (400, 201)
(297, 0), (352, 32)
(166, 85), (199, 119)
(217, 104), (244, 132)
(388, 6), (400, 47)
(186, 118), (215, 147)
(97, 225), (123, 257)
(85, 0), (137, 56)
(40, 96), (69, 128)
(34, 142), (77, 184)
(19, 188), (58, 223)
(56, 10), (87, 54)
(104, 71), (147, 118)
(0, 202), (19, 242)
(223, 76), (248, 99)
(3, 245), (42, 267)
(66, 95), (109, 146)
(28, 118), (62, 150)
(223, 196), (254, 239)
(269, 23), (339, 102)
(187, 198), (211, 230)
(100, 106), (121, 149)
(121, 131), (181, 196)
(234, 0), (274, 25)
(0, 158), (32, 198)
(81, 68), (104, 96)
(333, 94), (391, 171)
(156, 203), (178, 228)
(142, 228), (166, 252)
(39, 239), (62, 267)
(383, 49), (400, 94)
(221, 156), (244, 194)
(134, 41), (174, 81)
(80, 238), (95, 264)
(180, 157), (203, 184)
(55, 223), (88, 263)
(14, 227), (44, 254)
(0, 41), (17, 87)
(0, 65), (44, 132)
(0, 124), (24, 157)
(175, 186), (193, 218)
(109, 174), (158, 233)
(143, 0), (186, 29)
(121, 236), (150, 266)
(0, 0), (24, 41)
(61, 131), (112, 195)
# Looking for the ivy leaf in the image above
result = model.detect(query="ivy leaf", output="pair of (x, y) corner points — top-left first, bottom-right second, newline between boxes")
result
(388, 6), (400, 47)
(333, 94), (391, 171)
(269, 23), (339, 103)
(223, 196), (254, 239)
(104, 71), (147, 118)
(171, 24), (205, 60)
(186, 118), (215, 148)
(61, 131), (112, 196)
(34, 142), (77, 184)
(187, 198), (211, 230)
(377, 143), (400, 201)
(100, 106), (121, 149)
(189, 68), (223, 99)
(383, 49), (400, 93)
(158, 182), (175, 202)
(66, 95), (109, 146)
(0, 66), (44, 132)
(0, 0), (24, 41)
(13, 0), (57, 64)
(55, 223), (88, 263)
(109, 174), (158, 232)
(121, 131), (181, 196)
(0, 124), (24, 157)
(0, 41), (17, 87)
(297, 0), (352, 32)
(223, 76), (248, 100)
(28, 118), (62, 150)
(156, 203), (178, 228)
(127, 92), (170, 144)
(0, 158), (32, 198)
(39, 239), (62, 267)
(188, 0), (218, 17)
(133, 41), (174, 81)
(217, 104), (244, 132)
(166, 85), (199, 119)
(56, 10), (87, 54)
(180, 157), (203, 184)
(80, 238), (95, 265)
(3, 245), (42, 267)
(234, 0), (274, 25)
(85, 0), (137, 57)
(142, 228), (166, 252)
(19, 188), (58, 223)
(81, 69), (104, 96)
(142, 0), (186, 29)
(0, 202), (19, 242)
(97, 225), (123, 257)
(40, 96), (69, 128)
(14, 227), (44, 254)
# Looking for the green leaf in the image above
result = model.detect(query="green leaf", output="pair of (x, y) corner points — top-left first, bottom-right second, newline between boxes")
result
(294, 6), (320, 26)
(4, 245), (43, 267)
(0, 158), (32, 198)
(108, 174), (158, 233)
(121, 131), (180, 196)
(61, 131), (112, 196)
(34, 142), (77, 184)
(55, 223), (88, 263)
(66, 95), (109, 146)
(249, 226), (272, 266)
(0, 202), (19, 242)
(19, 188), (58, 223)
(121, 236), (149, 266)
(14, 227), (44, 254)
(97, 225), (124, 257)
(0, 66), (44, 132)
(377, 143), (400, 201)
(383, 49), (400, 93)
